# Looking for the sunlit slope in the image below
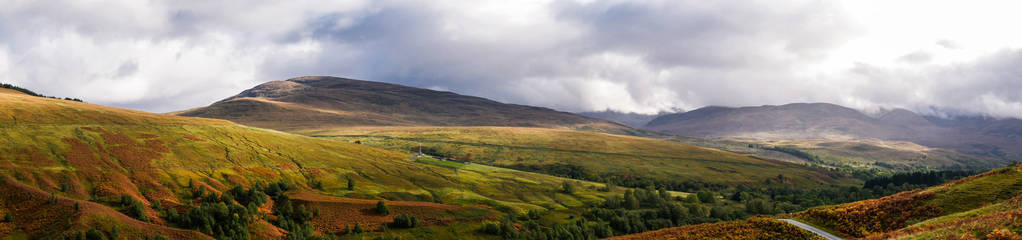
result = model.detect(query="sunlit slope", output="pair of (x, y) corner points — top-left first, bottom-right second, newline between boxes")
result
(0, 91), (613, 238)
(791, 163), (1022, 239)
(681, 138), (1006, 171)
(306, 126), (858, 188)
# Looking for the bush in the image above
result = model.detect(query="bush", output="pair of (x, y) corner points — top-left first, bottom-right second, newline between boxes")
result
(376, 201), (390, 215)
(561, 181), (576, 194)
(3, 212), (11, 222)
(85, 227), (107, 240)
(353, 222), (365, 234)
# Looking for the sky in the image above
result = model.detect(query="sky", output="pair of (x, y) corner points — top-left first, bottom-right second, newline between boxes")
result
(1, 0), (1021, 118)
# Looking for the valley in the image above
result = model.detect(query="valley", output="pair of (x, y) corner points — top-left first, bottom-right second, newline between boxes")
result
(2, 79), (1020, 240)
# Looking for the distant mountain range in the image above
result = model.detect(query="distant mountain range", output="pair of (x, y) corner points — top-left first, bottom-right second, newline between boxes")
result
(176, 76), (632, 134)
(576, 110), (676, 128)
(644, 103), (1022, 158)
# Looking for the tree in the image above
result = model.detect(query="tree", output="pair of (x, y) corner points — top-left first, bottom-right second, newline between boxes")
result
(624, 190), (640, 210)
(376, 201), (390, 215)
(561, 181), (576, 194)
(347, 177), (356, 191)
(2, 212), (11, 222)
(353, 222), (364, 234)
(696, 190), (716, 204)
(85, 227), (107, 240)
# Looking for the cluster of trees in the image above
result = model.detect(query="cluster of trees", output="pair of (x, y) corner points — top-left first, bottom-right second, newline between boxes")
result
(745, 144), (822, 163)
(477, 168), (976, 240)
(120, 195), (148, 222)
(165, 191), (256, 240)
(762, 146), (822, 163)
(54, 226), (158, 240)
(0, 83), (83, 102)
(391, 214), (420, 228)
(863, 170), (977, 189)
(163, 180), (334, 240)
(499, 163), (727, 192)
(481, 187), (733, 239)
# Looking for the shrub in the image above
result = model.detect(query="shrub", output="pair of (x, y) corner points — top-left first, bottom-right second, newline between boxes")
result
(353, 222), (364, 234)
(85, 227), (107, 240)
(561, 181), (576, 194)
(376, 201), (390, 215)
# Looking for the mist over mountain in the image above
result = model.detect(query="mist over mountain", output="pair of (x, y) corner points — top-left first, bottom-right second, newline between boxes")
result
(646, 103), (1022, 159)
(577, 110), (678, 128)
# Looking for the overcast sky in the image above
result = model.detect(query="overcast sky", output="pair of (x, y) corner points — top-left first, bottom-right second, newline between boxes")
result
(2, 0), (1021, 117)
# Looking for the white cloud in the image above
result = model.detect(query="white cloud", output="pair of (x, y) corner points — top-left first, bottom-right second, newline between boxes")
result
(0, 0), (1020, 118)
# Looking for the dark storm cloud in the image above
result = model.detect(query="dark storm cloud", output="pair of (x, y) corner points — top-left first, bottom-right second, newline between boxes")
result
(267, 0), (858, 113)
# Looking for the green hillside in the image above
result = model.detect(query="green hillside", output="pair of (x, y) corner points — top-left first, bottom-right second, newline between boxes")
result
(305, 126), (859, 191)
(0, 89), (616, 239)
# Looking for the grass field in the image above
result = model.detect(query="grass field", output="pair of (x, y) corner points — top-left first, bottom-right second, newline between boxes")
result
(0, 90), (617, 239)
(303, 126), (859, 189)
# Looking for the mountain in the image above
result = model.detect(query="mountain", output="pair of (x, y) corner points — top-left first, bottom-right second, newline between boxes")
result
(645, 103), (1022, 159)
(176, 76), (632, 134)
(613, 163), (1022, 239)
(577, 110), (674, 128)
(645, 103), (919, 139)
(0, 88), (621, 239)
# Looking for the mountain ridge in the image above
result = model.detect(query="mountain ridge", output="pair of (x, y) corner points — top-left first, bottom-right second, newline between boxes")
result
(177, 76), (635, 134)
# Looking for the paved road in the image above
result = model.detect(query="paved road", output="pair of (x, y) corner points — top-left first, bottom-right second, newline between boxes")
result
(779, 219), (843, 240)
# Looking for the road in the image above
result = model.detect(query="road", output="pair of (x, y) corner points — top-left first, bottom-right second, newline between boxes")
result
(779, 219), (843, 240)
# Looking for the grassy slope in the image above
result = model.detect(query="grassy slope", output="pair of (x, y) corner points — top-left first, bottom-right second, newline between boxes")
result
(680, 137), (1006, 172)
(302, 126), (858, 188)
(0, 90), (615, 239)
(791, 163), (1022, 239)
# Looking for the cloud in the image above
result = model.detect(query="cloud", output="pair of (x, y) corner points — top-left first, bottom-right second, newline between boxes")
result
(0, 0), (1021, 118)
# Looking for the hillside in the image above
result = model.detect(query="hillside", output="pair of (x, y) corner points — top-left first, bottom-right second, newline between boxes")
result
(175, 76), (636, 135)
(612, 163), (1022, 239)
(305, 126), (858, 190)
(791, 163), (1022, 239)
(645, 103), (1022, 159)
(0, 89), (619, 239)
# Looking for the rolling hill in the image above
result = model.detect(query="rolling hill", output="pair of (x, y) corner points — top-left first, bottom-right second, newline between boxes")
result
(306, 126), (858, 190)
(175, 76), (636, 135)
(645, 103), (1022, 159)
(0, 88), (621, 239)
